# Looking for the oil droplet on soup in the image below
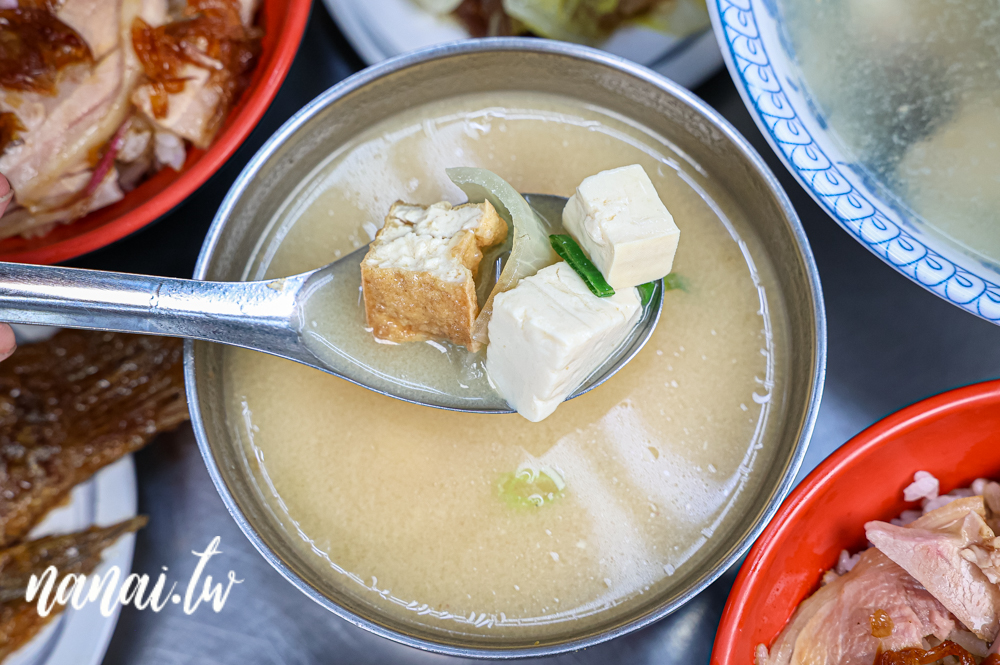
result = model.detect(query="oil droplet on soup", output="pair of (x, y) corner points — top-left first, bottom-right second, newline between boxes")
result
(224, 92), (789, 639)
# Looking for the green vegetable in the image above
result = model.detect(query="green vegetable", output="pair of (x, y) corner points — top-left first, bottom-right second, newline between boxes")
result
(633, 0), (711, 38)
(447, 167), (558, 345)
(497, 462), (566, 510)
(501, 0), (710, 45)
(637, 273), (686, 306)
(637, 281), (657, 306)
(501, 0), (607, 43)
(548, 234), (615, 297)
(663, 273), (688, 292)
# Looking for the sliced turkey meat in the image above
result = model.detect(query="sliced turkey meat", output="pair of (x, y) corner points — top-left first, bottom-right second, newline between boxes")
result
(986, 481), (1000, 534)
(132, 64), (219, 149)
(0, 166), (123, 239)
(139, 0), (168, 24)
(0, 0), (259, 237)
(0, 0), (144, 210)
(866, 496), (1000, 642)
(56, 0), (123, 59)
(0, 48), (135, 210)
(757, 548), (956, 665)
(131, 0), (259, 149)
(237, 0), (259, 25)
(54, 0), (167, 56)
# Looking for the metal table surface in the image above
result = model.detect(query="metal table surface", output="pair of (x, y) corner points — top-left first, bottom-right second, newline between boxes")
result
(68, 6), (1000, 664)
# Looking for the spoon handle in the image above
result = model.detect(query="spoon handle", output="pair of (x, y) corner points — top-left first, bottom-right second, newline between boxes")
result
(0, 262), (308, 351)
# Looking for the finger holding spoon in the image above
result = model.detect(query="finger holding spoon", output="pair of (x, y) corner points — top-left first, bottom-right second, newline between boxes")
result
(0, 174), (16, 361)
(0, 172), (11, 218)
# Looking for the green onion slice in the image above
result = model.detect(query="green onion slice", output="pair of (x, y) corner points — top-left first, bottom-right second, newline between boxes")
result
(638, 273), (685, 306)
(548, 234), (615, 297)
(663, 273), (687, 292)
(497, 462), (566, 510)
(637, 281), (657, 306)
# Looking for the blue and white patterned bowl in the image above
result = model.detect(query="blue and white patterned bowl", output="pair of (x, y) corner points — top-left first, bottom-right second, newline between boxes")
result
(708, 0), (1000, 324)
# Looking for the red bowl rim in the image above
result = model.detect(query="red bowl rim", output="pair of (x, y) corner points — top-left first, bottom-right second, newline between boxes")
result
(2, 0), (313, 266)
(712, 378), (1000, 663)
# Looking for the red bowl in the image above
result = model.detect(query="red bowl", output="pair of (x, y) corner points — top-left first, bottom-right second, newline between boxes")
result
(0, 0), (313, 265)
(712, 379), (1000, 664)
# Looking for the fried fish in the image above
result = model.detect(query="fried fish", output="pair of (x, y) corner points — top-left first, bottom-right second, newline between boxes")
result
(0, 331), (187, 546)
(0, 516), (147, 659)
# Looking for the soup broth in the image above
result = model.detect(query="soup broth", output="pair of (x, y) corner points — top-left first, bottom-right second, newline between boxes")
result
(779, 0), (1000, 265)
(223, 91), (789, 639)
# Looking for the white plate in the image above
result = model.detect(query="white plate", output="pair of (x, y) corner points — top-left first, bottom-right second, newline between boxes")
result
(4, 326), (139, 665)
(6, 457), (139, 665)
(322, 0), (724, 90)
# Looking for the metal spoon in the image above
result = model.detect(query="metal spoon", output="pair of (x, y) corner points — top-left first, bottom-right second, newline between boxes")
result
(0, 194), (662, 413)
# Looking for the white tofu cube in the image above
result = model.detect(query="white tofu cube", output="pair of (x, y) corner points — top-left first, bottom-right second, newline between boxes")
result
(562, 164), (680, 290)
(486, 263), (642, 422)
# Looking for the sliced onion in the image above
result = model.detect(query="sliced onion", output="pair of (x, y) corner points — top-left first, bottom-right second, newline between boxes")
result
(446, 167), (557, 345)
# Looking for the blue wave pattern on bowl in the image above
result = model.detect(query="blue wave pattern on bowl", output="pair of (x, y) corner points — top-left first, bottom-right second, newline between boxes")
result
(714, 0), (1000, 322)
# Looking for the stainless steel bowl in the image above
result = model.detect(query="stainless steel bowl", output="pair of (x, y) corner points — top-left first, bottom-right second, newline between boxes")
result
(185, 38), (826, 658)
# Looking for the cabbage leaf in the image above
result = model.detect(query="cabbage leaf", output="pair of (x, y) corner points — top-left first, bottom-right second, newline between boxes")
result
(500, 0), (709, 44)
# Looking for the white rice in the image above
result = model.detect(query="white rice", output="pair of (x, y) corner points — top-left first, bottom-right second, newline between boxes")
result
(903, 470), (940, 502)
